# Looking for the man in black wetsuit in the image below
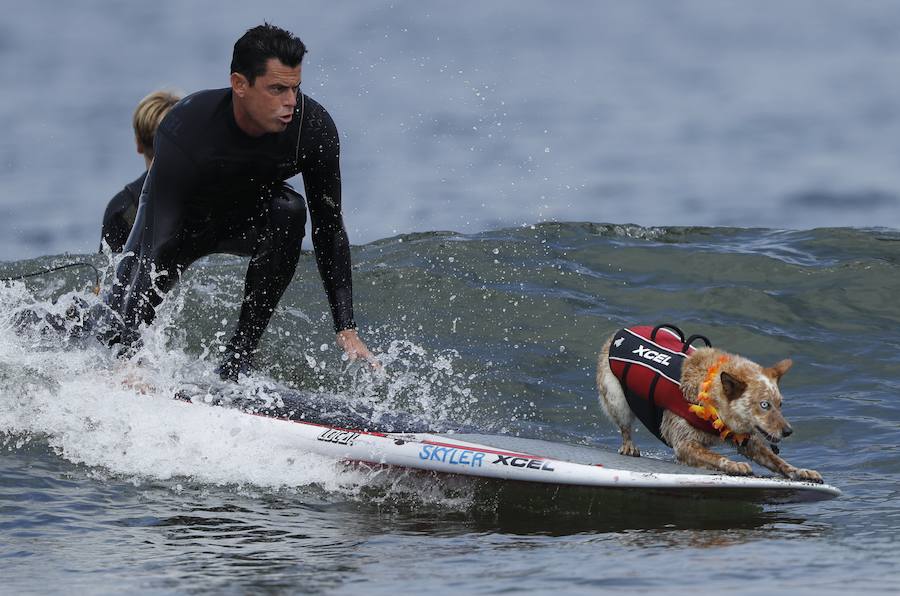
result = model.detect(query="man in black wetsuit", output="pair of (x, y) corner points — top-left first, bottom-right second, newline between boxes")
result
(100, 90), (181, 252)
(105, 23), (376, 380)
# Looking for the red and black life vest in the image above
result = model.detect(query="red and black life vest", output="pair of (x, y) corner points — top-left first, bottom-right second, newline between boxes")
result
(607, 324), (720, 445)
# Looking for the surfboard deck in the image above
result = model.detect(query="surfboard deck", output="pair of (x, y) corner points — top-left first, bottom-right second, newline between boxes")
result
(172, 383), (841, 505)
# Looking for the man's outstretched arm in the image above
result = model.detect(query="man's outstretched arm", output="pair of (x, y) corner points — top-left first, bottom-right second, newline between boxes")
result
(303, 111), (378, 365)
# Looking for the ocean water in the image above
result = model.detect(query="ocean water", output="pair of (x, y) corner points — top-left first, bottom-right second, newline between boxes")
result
(2, 225), (899, 594)
(2, 2), (900, 595)
(3, 0), (900, 259)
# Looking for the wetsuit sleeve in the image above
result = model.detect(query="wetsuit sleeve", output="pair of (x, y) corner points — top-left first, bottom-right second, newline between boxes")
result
(100, 173), (145, 252)
(100, 189), (135, 252)
(303, 110), (356, 332)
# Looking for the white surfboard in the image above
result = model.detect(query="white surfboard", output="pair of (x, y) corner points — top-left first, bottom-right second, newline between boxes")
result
(174, 384), (841, 505)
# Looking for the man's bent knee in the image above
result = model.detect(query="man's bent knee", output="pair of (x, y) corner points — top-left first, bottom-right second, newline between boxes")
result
(270, 185), (307, 237)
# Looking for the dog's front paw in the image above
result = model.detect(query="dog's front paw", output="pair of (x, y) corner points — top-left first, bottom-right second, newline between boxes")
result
(788, 467), (823, 484)
(719, 458), (752, 476)
(618, 442), (640, 457)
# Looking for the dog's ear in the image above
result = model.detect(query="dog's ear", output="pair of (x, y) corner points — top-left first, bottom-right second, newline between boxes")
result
(766, 359), (793, 382)
(720, 371), (747, 401)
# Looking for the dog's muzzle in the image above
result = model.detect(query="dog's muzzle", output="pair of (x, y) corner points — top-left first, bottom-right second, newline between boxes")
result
(755, 425), (782, 443)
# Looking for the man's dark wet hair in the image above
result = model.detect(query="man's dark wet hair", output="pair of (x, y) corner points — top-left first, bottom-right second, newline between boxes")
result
(231, 23), (306, 85)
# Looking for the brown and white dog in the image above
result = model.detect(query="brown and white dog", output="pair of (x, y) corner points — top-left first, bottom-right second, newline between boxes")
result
(596, 326), (823, 482)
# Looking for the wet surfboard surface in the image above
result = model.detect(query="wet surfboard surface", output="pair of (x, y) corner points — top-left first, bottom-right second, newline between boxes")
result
(173, 383), (841, 504)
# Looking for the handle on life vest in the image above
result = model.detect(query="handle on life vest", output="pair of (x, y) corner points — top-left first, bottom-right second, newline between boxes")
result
(651, 324), (685, 343)
(684, 334), (712, 348)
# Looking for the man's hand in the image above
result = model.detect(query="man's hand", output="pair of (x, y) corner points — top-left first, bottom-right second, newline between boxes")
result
(336, 328), (381, 369)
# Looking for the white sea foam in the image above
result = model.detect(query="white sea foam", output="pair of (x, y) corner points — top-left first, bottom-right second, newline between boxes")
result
(0, 282), (477, 508)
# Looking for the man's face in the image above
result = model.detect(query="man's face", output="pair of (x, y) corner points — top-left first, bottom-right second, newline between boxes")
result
(232, 58), (301, 136)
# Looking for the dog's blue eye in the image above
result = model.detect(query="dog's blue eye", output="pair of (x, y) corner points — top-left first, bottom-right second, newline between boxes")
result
(760, 401), (771, 410)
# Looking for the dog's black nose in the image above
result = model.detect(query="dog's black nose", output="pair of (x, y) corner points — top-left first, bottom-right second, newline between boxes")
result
(783, 426), (793, 438)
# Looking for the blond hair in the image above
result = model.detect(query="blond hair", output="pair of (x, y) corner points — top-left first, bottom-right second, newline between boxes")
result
(133, 90), (181, 159)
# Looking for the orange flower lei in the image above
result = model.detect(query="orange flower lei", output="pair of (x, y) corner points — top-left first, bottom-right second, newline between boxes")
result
(687, 355), (749, 444)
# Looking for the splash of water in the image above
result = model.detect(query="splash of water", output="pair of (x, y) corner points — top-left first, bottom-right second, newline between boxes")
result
(0, 272), (481, 509)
